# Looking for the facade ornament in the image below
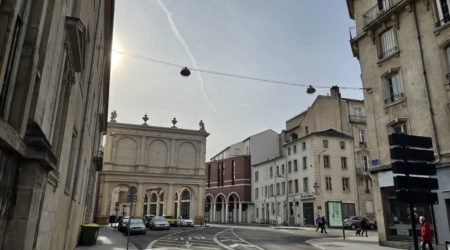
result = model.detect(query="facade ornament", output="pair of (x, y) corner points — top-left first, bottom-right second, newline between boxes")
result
(110, 110), (117, 122)
(171, 117), (177, 128)
(142, 114), (149, 126)
(199, 120), (205, 131)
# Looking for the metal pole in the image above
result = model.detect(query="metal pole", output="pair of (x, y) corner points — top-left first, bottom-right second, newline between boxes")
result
(409, 203), (419, 250)
(127, 202), (133, 250)
(342, 202), (345, 240)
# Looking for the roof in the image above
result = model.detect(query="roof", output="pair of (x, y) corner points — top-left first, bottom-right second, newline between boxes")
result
(252, 155), (285, 168)
(284, 128), (353, 146)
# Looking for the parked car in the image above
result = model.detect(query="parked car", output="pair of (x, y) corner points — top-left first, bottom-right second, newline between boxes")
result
(149, 216), (170, 230)
(164, 216), (177, 226)
(177, 216), (193, 227)
(144, 214), (155, 228)
(118, 216), (130, 232)
(344, 216), (377, 230)
(123, 218), (146, 235)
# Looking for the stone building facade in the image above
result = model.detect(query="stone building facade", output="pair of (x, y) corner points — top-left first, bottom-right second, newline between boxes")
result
(347, 0), (450, 247)
(96, 118), (209, 225)
(0, 0), (113, 249)
(252, 88), (374, 226)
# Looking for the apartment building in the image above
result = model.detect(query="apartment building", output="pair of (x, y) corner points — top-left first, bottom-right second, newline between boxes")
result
(205, 129), (280, 224)
(252, 87), (374, 226)
(347, 0), (450, 247)
(0, 1), (113, 249)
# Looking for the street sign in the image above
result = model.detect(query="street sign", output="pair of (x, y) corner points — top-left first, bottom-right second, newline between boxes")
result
(396, 190), (438, 204)
(389, 133), (433, 148)
(394, 176), (439, 190)
(127, 194), (137, 203)
(390, 147), (435, 162)
(391, 161), (436, 176)
(128, 186), (137, 195)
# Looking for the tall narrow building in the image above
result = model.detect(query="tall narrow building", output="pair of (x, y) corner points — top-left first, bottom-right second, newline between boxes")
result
(347, 0), (450, 247)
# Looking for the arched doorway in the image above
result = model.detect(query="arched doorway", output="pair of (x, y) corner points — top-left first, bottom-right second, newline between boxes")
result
(215, 195), (225, 223)
(110, 184), (130, 216)
(205, 195), (213, 223)
(180, 189), (191, 218)
(227, 193), (240, 223)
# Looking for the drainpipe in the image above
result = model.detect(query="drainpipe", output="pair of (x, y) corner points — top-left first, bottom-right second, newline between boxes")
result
(412, 1), (441, 160)
(63, 0), (103, 248)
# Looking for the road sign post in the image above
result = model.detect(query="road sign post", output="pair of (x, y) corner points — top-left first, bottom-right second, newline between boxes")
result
(389, 134), (438, 250)
(127, 186), (137, 250)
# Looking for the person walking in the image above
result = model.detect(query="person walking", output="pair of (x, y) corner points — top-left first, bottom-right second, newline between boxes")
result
(320, 216), (327, 233)
(420, 216), (433, 250)
(315, 215), (322, 232)
(360, 218), (368, 237)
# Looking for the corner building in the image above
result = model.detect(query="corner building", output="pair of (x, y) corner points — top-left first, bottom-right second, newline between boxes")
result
(347, 0), (450, 247)
(97, 119), (209, 225)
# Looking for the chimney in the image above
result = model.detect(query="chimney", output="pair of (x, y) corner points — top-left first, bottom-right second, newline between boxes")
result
(330, 85), (341, 98)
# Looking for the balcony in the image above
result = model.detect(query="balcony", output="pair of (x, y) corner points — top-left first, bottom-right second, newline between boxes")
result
(349, 115), (366, 123)
(362, 0), (404, 28)
(356, 167), (370, 176)
(384, 93), (405, 105)
(349, 26), (359, 58)
(93, 149), (104, 171)
(436, 13), (450, 27)
(359, 141), (367, 147)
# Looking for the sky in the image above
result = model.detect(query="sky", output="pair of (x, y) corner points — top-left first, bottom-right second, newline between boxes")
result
(109, 0), (361, 159)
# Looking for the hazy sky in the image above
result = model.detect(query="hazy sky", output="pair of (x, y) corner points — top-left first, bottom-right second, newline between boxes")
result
(109, 0), (361, 159)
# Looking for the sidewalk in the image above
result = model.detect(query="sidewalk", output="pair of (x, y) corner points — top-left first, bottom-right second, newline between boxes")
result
(76, 225), (137, 250)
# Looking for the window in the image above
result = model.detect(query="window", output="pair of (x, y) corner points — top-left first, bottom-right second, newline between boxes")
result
(288, 147), (291, 155)
(270, 184), (274, 197)
(362, 156), (369, 171)
(276, 166), (279, 176)
(293, 145), (297, 153)
(384, 72), (404, 104)
(256, 207), (259, 218)
(276, 183), (280, 195)
(288, 161), (292, 173)
(281, 182), (286, 194)
(208, 165), (211, 188)
(305, 126), (309, 134)
(302, 142), (306, 150)
(303, 157), (307, 169)
(294, 160), (298, 172)
(380, 28), (397, 58)
(269, 167), (273, 178)
(390, 122), (408, 134)
(341, 157), (348, 169)
(272, 203), (275, 214)
(221, 163), (225, 186)
(294, 179), (299, 193)
(436, 0), (450, 26)
(323, 140), (328, 148)
(324, 155), (330, 168)
(255, 188), (259, 199)
(354, 107), (362, 117)
(264, 186), (268, 198)
(255, 171), (259, 182)
(291, 133), (298, 140)
(232, 160), (236, 185)
(282, 164), (285, 175)
(288, 180), (293, 194)
(303, 177), (309, 192)
(359, 130), (366, 145)
(325, 177), (332, 191)
(217, 165), (221, 186)
(342, 177), (350, 192)
(340, 141), (345, 149)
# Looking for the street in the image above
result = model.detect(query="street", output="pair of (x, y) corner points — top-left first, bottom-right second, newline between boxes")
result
(125, 224), (340, 250)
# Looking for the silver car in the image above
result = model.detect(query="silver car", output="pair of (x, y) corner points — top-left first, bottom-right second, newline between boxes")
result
(124, 218), (146, 235)
(149, 216), (170, 230)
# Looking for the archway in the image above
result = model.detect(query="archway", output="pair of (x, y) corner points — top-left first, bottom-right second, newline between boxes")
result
(180, 189), (191, 218)
(227, 193), (240, 223)
(204, 195), (214, 223)
(110, 184), (131, 217)
(215, 194), (226, 223)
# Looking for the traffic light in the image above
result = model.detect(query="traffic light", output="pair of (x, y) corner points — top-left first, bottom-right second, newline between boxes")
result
(388, 133), (438, 204)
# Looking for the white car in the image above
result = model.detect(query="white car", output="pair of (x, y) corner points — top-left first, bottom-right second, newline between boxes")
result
(177, 216), (193, 227)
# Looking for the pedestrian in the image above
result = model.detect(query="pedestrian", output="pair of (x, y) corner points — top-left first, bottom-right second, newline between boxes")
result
(420, 216), (433, 250)
(315, 215), (322, 232)
(320, 216), (327, 233)
(360, 218), (368, 237)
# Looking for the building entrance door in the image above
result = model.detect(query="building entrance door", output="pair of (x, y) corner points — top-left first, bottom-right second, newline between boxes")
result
(303, 202), (314, 225)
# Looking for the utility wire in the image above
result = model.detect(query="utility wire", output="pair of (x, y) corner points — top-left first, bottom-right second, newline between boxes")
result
(113, 49), (364, 90)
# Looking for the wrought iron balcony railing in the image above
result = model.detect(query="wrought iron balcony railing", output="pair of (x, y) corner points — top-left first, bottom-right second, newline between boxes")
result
(436, 14), (450, 27)
(362, 0), (403, 26)
(384, 93), (405, 104)
(356, 167), (370, 176)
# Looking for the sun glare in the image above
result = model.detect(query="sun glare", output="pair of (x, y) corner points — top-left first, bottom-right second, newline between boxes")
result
(111, 42), (121, 70)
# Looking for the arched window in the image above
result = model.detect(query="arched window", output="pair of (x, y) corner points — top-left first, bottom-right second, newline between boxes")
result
(180, 189), (191, 218)
(159, 193), (164, 215)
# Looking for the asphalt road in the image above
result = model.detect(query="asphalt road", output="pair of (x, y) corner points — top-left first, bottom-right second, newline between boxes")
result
(127, 225), (331, 250)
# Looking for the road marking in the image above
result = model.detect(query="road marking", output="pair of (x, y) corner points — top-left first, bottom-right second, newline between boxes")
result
(146, 227), (204, 249)
(229, 228), (265, 250)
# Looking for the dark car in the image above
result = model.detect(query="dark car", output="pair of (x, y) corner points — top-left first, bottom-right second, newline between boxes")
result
(144, 214), (155, 228)
(149, 216), (170, 230)
(118, 216), (130, 232)
(123, 218), (146, 235)
(344, 216), (376, 230)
